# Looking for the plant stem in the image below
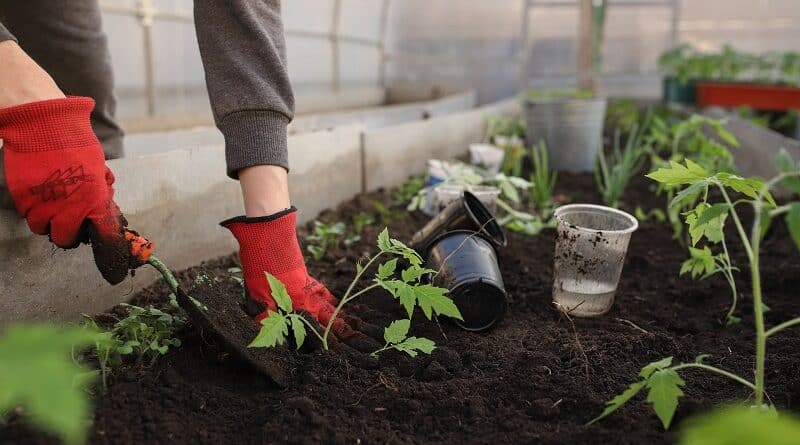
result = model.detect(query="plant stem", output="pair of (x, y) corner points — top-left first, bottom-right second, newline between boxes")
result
(293, 315), (326, 344)
(750, 200), (766, 406)
(765, 316), (800, 338)
(718, 186), (753, 260)
(321, 253), (384, 349)
(147, 256), (180, 294)
(671, 363), (756, 391)
(719, 235), (739, 323)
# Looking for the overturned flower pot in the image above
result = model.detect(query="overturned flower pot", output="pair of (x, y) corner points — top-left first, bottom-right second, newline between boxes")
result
(426, 230), (507, 332)
(409, 191), (507, 256)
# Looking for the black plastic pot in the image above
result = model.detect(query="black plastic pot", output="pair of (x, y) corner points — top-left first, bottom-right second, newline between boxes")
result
(409, 191), (507, 256)
(427, 230), (507, 332)
(662, 76), (696, 104)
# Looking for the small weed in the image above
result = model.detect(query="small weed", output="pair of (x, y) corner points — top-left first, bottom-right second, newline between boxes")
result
(306, 220), (346, 261)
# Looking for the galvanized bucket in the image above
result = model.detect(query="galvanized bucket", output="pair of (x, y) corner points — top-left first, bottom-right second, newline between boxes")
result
(523, 97), (607, 172)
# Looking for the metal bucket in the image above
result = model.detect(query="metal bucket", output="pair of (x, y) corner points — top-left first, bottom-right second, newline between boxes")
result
(523, 97), (607, 172)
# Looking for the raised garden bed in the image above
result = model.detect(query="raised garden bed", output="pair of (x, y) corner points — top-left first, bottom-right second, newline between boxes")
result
(2, 167), (799, 444)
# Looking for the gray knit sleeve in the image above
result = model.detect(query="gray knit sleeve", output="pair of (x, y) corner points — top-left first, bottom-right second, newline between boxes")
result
(193, 0), (295, 179)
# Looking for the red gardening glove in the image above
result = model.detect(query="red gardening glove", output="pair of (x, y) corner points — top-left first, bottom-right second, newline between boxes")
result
(221, 208), (367, 342)
(0, 97), (149, 284)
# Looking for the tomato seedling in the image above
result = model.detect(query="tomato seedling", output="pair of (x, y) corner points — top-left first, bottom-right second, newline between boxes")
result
(591, 151), (800, 429)
(249, 228), (462, 352)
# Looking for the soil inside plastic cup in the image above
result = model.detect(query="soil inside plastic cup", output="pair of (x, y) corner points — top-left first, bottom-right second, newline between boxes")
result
(552, 204), (638, 317)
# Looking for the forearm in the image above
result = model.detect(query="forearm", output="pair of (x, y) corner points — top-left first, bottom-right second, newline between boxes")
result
(193, 0), (295, 179)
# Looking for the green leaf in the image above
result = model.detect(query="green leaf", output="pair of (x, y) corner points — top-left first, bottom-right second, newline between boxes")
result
(694, 354), (711, 364)
(681, 246), (716, 279)
(0, 325), (98, 445)
(377, 228), (392, 251)
(414, 285), (463, 320)
(680, 407), (800, 445)
(786, 203), (800, 252)
(693, 203), (730, 229)
(383, 319), (410, 344)
(685, 203), (726, 245)
(394, 336), (436, 357)
(248, 312), (289, 348)
(401, 266), (435, 283)
(646, 368), (686, 429)
(717, 173), (766, 201)
(726, 315), (742, 326)
(669, 180), (709, 209)
(587, 381), (647, 425)
(397, 283), (417, 318)
(289, 316), (307, 350)
(775, 148), (800, 194)
(647, 159), (710, 186)
(265, 273), (293, 313)
(376, 259), (398, 280)
(640, 356), (674, 379)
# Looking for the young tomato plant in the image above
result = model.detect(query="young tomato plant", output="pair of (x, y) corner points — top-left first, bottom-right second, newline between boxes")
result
(529, 140), (557, 220)
(249, 228), (462, 352)
(305, 220), (346, 261)
(370, 319), (436, 358)
(591, 151), (800, 429)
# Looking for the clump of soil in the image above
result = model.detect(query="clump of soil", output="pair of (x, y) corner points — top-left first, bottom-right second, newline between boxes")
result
(2, 173), (799, 445)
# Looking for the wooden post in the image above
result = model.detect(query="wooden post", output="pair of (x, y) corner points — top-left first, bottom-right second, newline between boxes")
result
(578, 0), (595, 92)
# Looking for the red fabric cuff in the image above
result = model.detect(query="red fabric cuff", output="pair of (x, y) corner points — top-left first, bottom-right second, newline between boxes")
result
(0, 96), (99, 152)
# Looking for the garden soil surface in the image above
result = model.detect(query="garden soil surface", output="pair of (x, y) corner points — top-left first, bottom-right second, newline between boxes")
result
(3, 173), (800, 445)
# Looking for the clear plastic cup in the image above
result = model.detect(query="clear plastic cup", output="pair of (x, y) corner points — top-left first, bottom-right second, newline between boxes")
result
(436, 185), (500, 213)
(552, 204), (638, 317)
(469, 143), (505, 174)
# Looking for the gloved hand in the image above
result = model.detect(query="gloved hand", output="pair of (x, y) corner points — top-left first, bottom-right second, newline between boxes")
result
(0, 96), (148, 284)
(222, 208), (379, 346)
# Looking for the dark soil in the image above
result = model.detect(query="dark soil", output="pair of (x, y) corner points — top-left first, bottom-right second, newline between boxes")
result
(3, 173), (800, 445)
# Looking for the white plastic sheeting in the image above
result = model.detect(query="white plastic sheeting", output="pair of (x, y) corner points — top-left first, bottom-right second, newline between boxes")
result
(95, 0), (800, 119)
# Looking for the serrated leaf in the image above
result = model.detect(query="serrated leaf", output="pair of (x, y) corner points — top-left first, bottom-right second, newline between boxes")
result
(248, 312), (289, 348)
(587, 381), (647, 425)
(377, 259), (398, 280)
(685, 203), (725, 246)
(681, 246), (716, 278)
(289, 316), (307, 350)
(717, 174), (765, 201)
(640, 356), (674, 379)
(383, 319), (410, 344)
(394, 336), (436, 357)
(401, 266), (434, 283)
(377, 228), (392, 251)
(786, 203), (800, 252)
(265, 273), (293, 313)
(693, 203), (730, 229)
(647, 160), (709, 186)
(397, 283), (417, 318)
(414, 285), (462, 320)
(646, 368), (685, 429)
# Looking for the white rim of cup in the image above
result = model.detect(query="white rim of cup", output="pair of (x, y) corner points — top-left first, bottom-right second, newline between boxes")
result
(554, 203), (639, 235)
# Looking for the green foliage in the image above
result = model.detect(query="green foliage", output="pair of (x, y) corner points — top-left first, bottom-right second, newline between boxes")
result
(680, 246), (716, 278)
(0, 325), (99, 445)
(485, 115), (525, 141)
(595, 122), (649, 208)
(393, 176), (424, 207)
(110, 304), (184, 364)
(371, 319), (436, 358)
(373, 201), (405, 224)
(526, 89), (594, 100)
(605, 99), (640, 131)
(680, 407), (800, 445)
(529, 140), (558, 220)
(345, 213), (376, 247)
(659, 43), (800, 86)
(589, 357), (685, 429)
(250, 229), (459, 352)
(306, 220), (346, 261)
